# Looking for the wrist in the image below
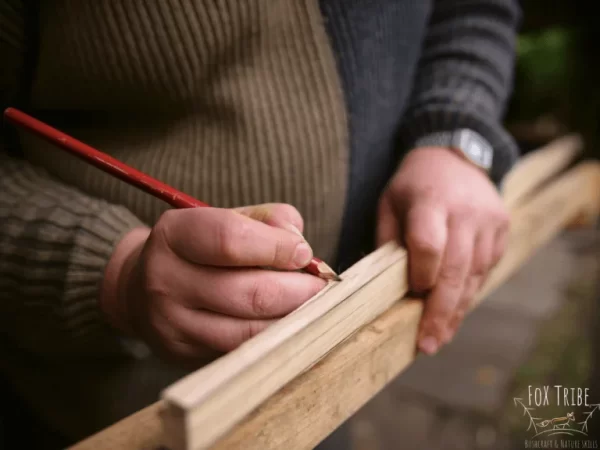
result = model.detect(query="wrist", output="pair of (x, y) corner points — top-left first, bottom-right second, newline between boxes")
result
(413, 129), (494, 175)
(100, 226), (151, 334)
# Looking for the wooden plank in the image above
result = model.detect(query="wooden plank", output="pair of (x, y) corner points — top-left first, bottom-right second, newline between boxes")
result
(210, 161), (600, 450)
(502, 134), (582, 209)
(157, 133), (584, 449)
(68, 402), (163, 450)
(67, 138), (593, 450)
(161, 167), (600, 448)
(161, 243), (409, 450)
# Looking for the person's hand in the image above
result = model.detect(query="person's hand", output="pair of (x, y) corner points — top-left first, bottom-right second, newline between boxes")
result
(100, 204), (327, 364)
(377, 147), (510, 355)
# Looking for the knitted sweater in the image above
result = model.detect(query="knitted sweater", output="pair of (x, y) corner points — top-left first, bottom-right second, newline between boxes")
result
(0, 0), (520, 440)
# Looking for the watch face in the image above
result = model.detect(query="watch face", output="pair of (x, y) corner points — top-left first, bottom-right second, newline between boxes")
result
(453, 130), (493, 170)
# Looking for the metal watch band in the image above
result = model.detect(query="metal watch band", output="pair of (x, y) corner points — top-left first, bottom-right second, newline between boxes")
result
(414, 129), (494, 173)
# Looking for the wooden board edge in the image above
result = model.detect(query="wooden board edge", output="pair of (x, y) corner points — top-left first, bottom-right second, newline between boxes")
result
(209, 161), (600, 450)
(68, 160), (600, 450)
(502, 133), (583, 209)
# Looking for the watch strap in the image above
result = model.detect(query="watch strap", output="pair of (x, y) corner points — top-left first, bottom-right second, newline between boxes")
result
(413, 129), (494, 172)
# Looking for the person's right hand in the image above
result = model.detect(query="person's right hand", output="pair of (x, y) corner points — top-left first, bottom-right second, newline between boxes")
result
(99, 204), (327, 364)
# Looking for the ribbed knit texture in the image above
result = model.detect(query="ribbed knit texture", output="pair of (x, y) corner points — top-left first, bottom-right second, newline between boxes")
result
(3, 0), (349, 355)
(0, 0), (349, 438)
(320, 0), (520, 270)
(319, 0), (432, 270)
(0, 1), (23, 103)
(25, 0), (349, 262)
(0, 0), (519, 441)
(0, 153), (146, 355)
(399, 0), (521, 182)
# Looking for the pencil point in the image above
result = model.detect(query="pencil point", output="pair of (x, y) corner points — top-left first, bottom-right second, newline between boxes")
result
(317, 261), (342, 282)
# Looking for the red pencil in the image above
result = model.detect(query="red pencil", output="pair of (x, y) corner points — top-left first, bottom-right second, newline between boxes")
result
(4, 107), (341, 281)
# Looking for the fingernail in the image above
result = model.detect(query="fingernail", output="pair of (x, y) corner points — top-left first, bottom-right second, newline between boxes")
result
(284, 223), (305, 239)
(293, 242), (313, 267)
(419, 336), (438, 355)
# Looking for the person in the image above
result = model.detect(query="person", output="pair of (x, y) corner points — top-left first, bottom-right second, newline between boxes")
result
(0, 0), (520, 447)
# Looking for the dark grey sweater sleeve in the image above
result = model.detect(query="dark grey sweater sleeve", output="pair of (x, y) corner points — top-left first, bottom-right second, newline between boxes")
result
(399, 0), (521, 184)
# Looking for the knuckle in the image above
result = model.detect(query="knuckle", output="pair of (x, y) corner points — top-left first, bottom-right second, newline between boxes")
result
(272, 204), (303, 226)
(143, 260), (172, 299)
(407, 232), (443, 257)
(248, 279), (282, 317)
(273, 239), (287, 265)
(271, 237), (291, 266)
(425, 316), (448, 336)
(438, 263), (466, 288)
(217, 216), (247, 261)
(452, 303), (469, 324)
(453, 310), (466, 327)
(471, 258), (489, 276)
(145, 277), (171, 301)
(153, 211), (176, 246)
(455, 205), (478, 223)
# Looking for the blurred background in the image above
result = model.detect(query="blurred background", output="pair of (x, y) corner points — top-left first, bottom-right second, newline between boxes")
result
(2, 2), (598, 450)
(506, 1), (599, 156)
(348, 1), (600, 449)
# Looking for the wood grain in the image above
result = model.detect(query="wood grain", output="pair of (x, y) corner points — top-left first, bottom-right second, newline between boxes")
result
(199, 162), (600, 450)
(69, 402), (163, 450)
(502, 134), (582, 209)
(161, 242), (409, 449)
(67, 138), (596, 450)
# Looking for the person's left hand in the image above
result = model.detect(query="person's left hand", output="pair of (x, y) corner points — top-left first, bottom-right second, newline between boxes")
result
(377, 146), (510, 355)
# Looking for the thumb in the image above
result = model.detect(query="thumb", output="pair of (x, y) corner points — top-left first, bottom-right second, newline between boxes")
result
(235, 203), (305, 237)
(376, 193), (400, 247)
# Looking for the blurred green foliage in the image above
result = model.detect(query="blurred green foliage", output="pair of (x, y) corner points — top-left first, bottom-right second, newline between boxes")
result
(507, 27), (573, 123)
(508, 12), (600, 159)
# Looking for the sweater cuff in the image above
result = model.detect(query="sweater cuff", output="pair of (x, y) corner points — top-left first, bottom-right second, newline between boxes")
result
(0, 153), (153, 357)
(72, 203), (150, 356)
(398, 108), (520, 187)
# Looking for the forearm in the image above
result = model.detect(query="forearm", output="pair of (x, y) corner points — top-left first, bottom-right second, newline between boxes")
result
(0, 151), (146, 357)
(399, 0), (521, 184)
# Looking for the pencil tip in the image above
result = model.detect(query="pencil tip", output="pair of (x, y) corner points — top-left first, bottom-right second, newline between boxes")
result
(317, 261), (342, 282)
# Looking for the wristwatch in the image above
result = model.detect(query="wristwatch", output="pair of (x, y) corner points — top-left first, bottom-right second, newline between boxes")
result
(415, 129), (494, 174)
